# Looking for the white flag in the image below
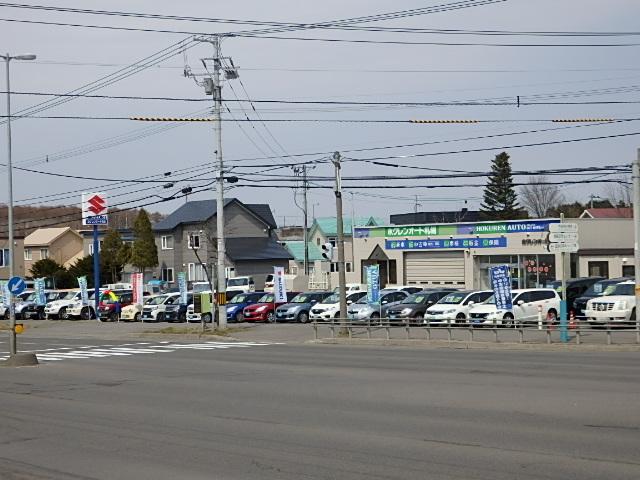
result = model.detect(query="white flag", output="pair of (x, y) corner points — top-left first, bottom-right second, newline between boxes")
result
(273, 267), (287, 303)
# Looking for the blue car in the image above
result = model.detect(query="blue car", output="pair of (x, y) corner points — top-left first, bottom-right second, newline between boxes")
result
(226, 292), (265, 322)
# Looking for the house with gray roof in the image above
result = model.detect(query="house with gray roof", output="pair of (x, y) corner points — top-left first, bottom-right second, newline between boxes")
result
(152, 198), (291, 289)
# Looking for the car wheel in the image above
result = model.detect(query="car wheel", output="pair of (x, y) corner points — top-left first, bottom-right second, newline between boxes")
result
(179, 312), (187, 323)
(235, 312), (244, 323)
(157, 312), (165, 322)
(630, 308), (636, 322)
(266, 311), (275, 323)
(81, 307), (92, 320)
(298, 312), (309, 324)
(134, 313), (141, 322)
(109, 312), (118, 322)
(59, 307), (69, 320)
(3, 311), (8, 320)
(370, 312), (380, 324)
(202, 313), (212, 323)
(37, 309), (46, 320)
(502, 313), (514, 328)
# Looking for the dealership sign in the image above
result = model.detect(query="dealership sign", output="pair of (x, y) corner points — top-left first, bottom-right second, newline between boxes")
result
(386, 237), (507, 250)
(359, 219), (559, 239)
(82, 192), (108, 226)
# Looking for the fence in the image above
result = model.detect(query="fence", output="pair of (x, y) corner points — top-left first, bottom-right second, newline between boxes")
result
(311, 318), (640, 345)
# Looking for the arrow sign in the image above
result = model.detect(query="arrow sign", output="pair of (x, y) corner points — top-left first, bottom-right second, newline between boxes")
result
(548, 242), (579, 253)
(549, 232), (579, 243)
(549, 223), (578, 233)
(7, 276), (26, 296)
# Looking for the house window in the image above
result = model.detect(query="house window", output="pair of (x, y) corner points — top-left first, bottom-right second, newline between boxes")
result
(161, 268), (174, 283)
(40, 248), (49, 260)
(188, 263), (207, 281)
(622, 265), (635, 277)
(316, 238), (321, 246)
(161, 235), (174, 250)
(24, 248), (32, 261)
(328, 237), (337, 247)
(290, 265), (298, 275)
(330, 262), (353, 273)
(588, 261), (609, 278)
(188, 234), (200, 249)
(0, 249), (9, 267)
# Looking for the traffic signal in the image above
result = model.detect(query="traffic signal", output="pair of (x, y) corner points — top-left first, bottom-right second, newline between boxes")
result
(321, 242), (334, 261)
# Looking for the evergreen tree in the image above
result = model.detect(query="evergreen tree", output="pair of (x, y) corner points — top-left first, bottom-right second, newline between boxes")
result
(67, 255), (110, 288)
(480, 152), (522, 220)
(101, 229), (130, 282)
(130, 209), (158, 277)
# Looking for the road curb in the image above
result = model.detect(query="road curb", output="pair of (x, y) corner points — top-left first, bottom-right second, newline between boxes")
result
(308, 338), (640, 352)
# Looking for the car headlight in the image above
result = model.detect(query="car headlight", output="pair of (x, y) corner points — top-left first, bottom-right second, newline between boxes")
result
(401, 308), (412, 315)
(443, 309), (457, 314)
(615, 300), (627, 310)
(256, 305), (267, 312)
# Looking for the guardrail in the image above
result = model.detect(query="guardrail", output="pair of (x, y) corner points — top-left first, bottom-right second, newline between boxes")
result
(311, 318), (640, 345)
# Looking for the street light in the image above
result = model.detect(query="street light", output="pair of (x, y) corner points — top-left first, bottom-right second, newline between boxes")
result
(2, 52), (36, 361)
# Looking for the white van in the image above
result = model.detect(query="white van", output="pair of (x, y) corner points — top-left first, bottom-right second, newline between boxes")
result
(468, 288), (560, 326)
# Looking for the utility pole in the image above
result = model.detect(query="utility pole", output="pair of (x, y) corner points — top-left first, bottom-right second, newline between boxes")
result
(212, 36), (227, 329)
(303, 165), (309, 276)
(633, 149), (640, 343)
(332, 152), (348, 328)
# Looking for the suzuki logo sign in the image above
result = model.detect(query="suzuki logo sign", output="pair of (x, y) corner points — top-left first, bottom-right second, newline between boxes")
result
(82, 193), (108, 226)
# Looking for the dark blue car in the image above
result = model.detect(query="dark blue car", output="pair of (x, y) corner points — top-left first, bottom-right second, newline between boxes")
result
(226, 292), (265, 322)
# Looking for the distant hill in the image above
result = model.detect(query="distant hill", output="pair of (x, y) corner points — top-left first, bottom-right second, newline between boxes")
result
(0, 204), (165, 237)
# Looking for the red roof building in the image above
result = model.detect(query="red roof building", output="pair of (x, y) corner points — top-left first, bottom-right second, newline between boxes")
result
(579, 207), (633, 219)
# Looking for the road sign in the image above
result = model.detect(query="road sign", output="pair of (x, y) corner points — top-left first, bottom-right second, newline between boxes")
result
(82, 192), (108, 226)
(549, 232), (579, 243)
(547, 242), (579, 253)
(7, 276), (26, 295)
(549, 223), (578, 233)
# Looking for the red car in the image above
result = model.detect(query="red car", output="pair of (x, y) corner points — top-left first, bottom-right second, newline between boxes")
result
(243, 291), (299, 323)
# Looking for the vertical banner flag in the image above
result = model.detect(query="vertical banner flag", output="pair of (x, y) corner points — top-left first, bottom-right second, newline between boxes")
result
(178, 272), (187, 305)
(273, 267), (287, 303)
(77, 276), (89, 305)
(35, 278), (47, 306)
(0, 280), (7, 305)
(489, 265), (513, 310)
(366, 265), (380, 303)
(132, 273), (144, 305)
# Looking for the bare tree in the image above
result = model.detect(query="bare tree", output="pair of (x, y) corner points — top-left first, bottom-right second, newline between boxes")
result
(604, 176), (632, 210)
(519, 176), (564, 218)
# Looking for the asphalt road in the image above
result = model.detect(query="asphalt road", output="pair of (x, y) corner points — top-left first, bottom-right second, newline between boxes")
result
(0, 340), (639, 480)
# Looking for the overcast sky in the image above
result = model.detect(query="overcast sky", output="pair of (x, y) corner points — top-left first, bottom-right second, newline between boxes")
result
(1, 0), (640, 227)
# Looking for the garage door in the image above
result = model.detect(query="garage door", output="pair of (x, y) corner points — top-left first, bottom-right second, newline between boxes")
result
(404, 251), (465, 286)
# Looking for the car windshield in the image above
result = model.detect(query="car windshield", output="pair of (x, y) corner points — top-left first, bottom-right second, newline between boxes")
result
(59, 291), (78, 300)
(291, 294), (311, 303)
(47, 292), (61, 300)
(25, 293), (36, 302)
(258, 294), (274, 303)
(402, 293), (426, 304)
(147, 296), (168, 305)
(603, 283), (634, 296)
(324, 293), (340, 304)
(584, 281), (619, 296)
(227, 278), (248, 287)
(438, 293), (467, 304)
(230, 294), (250, 304)
(484, 292), (518, 304)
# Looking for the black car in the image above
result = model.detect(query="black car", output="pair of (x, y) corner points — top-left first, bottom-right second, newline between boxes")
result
(573, 277), (631, 318)
(164, 293), (193, 322)
(385, 288), (458, 324)
(545, 277), (604, 315)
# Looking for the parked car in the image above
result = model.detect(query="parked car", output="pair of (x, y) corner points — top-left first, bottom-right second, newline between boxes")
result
(275, 291), (333, 323)
(97, 290), (133, 322)
(584, 281), (636, 325)
(423, 290), (493, 325)
(310, 291), (368, 320)
(141, 293), (181, 322)
(386, 285), (425, 294)
(243, 291), (300, 323)
(573, 277), (632, 318)
(226, 276), (255, 295)
(1, 291), (33, 319)
(164, 293), (193, 322)
(226, 292), (265, 322)
(332, 283), (367, 295)
(44, 290), (82, 319)
(18, 291), (65, 320)
(386, 289), (458, 323)
(469, 288), (560, 327)
(545, 277), (605, 316)
(347, 289), (409, 321)
(120, 296), (160, 322)
(68, 289), (104, 320)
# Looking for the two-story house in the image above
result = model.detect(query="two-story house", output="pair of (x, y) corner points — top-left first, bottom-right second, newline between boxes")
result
(23, 227), (84, 276)
(153, 198), (292, 289)
(0, 236), (25, 280)
(308, 216), (382, 285)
